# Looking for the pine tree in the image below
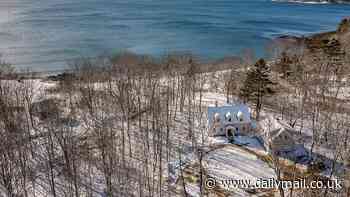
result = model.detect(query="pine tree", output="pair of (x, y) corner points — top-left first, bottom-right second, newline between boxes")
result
(240, 58), (274, 120)
(0, 55), (14, 78)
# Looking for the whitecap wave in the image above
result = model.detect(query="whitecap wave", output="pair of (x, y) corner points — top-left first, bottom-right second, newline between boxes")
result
(272, 0), (331, 4)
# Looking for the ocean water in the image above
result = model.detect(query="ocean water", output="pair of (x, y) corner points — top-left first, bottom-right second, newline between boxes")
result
(0, 0), (349, 70)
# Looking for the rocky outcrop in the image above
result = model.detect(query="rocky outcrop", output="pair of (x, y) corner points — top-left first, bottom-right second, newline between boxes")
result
(337, 18), (350, 34)
(273, 18), (349, 53)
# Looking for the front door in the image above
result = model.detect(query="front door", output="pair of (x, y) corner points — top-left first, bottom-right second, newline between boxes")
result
(226, 128), (234, 143)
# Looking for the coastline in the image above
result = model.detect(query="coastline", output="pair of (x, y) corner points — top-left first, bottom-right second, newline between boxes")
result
(3, 18), (349, 79)
(274, 18), (349, 52)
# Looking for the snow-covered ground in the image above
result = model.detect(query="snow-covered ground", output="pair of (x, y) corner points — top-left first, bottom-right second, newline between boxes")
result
(205, 145), (276, 195)
(208, 135), (266, 155)
(205, 146), (275, 181)
(2, 68), (348, 197)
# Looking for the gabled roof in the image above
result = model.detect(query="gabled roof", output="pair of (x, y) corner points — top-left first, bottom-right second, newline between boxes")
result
(260, 115), (296, 139)
(267, 127), (293, 142)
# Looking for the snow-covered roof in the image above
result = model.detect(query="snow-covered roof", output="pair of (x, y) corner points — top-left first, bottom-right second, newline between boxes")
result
(269, 128), (285, 140)
(263, 127), (294, 147)
(260, 115), (298, 143)
(208, 102), (251, 125)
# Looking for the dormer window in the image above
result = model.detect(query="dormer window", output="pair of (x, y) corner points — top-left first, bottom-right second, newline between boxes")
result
(214, 113), (220, 123)
(237, 111), (244, 122)
(225, 112), (232, 122)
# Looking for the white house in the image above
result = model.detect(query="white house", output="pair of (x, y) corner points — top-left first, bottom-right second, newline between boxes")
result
(208, 102), (252, 141)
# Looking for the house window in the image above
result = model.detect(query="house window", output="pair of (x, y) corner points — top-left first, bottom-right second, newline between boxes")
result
(214, 113), (220, 123)
(225, 112), (232, 122)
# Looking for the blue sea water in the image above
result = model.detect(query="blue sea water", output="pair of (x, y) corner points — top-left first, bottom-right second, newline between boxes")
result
(0, 0), (349, 70)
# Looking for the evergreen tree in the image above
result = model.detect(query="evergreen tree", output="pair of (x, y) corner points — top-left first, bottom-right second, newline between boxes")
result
(240, 58), (274, 120)
(0, 55), (14, 77)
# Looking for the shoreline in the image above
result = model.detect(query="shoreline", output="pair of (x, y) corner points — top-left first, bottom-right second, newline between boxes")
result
(5, 18), (349, 78)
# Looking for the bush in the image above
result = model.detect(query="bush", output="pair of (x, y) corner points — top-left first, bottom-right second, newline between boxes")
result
(0, 55), (15, 79)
